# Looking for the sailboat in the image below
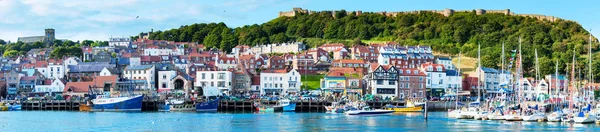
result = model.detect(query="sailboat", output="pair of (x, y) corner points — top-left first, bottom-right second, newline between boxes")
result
(448, 51), (463, 118)
(457, 44), (482, 119)
(523, 49), (546, 122)
(547, 60), (565, 122)
(574, 32), (597, 124)
(504, 38), (523, 121)
(487, 43), (506, 120)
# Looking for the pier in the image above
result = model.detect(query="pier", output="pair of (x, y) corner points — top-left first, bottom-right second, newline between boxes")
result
(18, 100), (455, 112)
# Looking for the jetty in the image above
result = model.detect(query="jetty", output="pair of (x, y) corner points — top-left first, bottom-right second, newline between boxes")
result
(18, 99), (456, 112)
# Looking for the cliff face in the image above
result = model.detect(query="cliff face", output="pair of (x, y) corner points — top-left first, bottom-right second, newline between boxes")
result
(279, 8), (564, 22)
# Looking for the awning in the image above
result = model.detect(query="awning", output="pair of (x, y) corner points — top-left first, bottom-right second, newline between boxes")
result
(158, 88), (173, 93)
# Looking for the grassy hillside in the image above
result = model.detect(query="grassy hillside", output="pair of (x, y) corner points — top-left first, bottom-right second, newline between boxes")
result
(141, 8), (599, 81)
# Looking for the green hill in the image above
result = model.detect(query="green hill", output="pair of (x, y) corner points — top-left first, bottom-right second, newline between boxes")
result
(140, 8), (599, 80)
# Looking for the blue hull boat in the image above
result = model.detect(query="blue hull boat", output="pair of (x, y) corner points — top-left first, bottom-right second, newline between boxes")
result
(196, 99), (219, 112)
(283, 102), (296, 112)
(9, 104), (21, 111)
(91, 95), (144, 112)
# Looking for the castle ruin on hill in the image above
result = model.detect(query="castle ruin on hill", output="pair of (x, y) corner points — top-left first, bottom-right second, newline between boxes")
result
(279, 8), (564, 22)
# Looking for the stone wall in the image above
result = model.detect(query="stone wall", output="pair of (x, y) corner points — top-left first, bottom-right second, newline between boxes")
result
(278, 8), (565, 22)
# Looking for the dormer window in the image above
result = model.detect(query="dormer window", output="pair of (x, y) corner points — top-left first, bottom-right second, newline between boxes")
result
(436, 66), (442, 71)
(414, 70), (418, 74)
(407, 70), (411, 74)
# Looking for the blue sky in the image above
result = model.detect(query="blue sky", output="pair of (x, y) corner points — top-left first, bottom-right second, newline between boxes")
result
(1, 0), (599, 42)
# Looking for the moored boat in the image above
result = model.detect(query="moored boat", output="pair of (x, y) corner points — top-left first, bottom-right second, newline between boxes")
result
(196, 98), (219, 112)
(574, 111), (596, 124)
(523, 112), (545, 122)
(91, 95), (144, 112)
(279, 99), (296, 112)
(346, 106), (394, 115)
(385, 101), (423, 112)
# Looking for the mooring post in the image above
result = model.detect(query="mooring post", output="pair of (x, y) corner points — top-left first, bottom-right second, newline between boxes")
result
(424, 101), (428, 121)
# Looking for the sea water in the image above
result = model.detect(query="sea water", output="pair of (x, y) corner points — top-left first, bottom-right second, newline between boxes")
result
(0, 111), (598, 131)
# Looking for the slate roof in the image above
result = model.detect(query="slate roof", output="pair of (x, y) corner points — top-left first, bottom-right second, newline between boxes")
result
(68, 65), (110, 73)
(446, 70), (460, 76)
(126, 65), (153, 70)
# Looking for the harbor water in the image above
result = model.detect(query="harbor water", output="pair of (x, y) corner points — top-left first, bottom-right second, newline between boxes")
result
(1, 111), (599, 131)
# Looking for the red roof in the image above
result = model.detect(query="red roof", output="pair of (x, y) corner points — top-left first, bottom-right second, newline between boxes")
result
(35, 61), (48, 68)
(397, 68), (426, 76)
(239, 55), (255, 61)
(319, 43), (345, 48)
(333, 59), (365, 64)
(262, 69), (288, 73)
(64, 82), (94, 93)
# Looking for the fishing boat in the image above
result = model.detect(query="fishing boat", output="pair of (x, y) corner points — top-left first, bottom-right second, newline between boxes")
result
(196, 98), (219, 112)
(79, 101), (92, 112)
(7, 103), (21, 111)
(279, 99), (296, 112)
(385, 101), (423, 112)
(91, 95), (144, 112)
(346, 106), (394, 115)
(158, 101), (171, 112)
(325, 102), (341, 113)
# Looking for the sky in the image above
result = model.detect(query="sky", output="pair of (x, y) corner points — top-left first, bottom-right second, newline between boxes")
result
(0, 0), (599, 42)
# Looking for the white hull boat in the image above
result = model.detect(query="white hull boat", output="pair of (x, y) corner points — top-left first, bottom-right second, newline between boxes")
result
(523, 113), (545, 122)
(574, 112), (596, 124)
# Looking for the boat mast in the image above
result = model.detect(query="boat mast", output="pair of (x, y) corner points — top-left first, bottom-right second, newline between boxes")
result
(588, 29), (592, 103)
(518, 37), (523, 106)
(457, 51), (462, 110)
(535, 48), (539, 101)
(477, 43), (481, 102)
(569, 48), (575, 111)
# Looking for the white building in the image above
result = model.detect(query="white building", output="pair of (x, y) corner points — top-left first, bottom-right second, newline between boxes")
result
(144, 48), (181, 56)
(435, 56), (454, 70)
(195, 70), (233, 93)
(130, 57), (141, 66)
(123, 65), (155, 90)
(520, 78), (535, 99)
(109, 37), (131, 47)
(99, 67), (118, 76)
(158, 70), (177, 90)
(259, 69), (301, 95)
(445, 69), (462, 92)
(34, 78), (65, 95)
(367, 64), (398, 98)
(47, 60), (65, 79)
(420, 63), (446, 90)
(476, 67), (514, 94)
(250, 42), (304, 54)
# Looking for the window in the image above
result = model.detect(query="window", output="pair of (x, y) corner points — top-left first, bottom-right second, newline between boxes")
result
(440, 79), (444, 85)
(280, 77), (282, 81)
(202, 73), (206, 79)
(439, 74), (441, 78)
(427, 73), (431, 77)
(211, 73), (214, 79)
(405, 77), (408, 81)
(376, 80), (383, 85)
(162, 83), (167, 88)
(405, 83), (409, 88)
(389, 80), (395, 85)
(163, 75), (166, 79)
(399, 83), (403, 88)
(419, 77), (423, 82)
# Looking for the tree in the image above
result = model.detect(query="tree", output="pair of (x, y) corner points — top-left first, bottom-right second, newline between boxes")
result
(203, 34), (220, 49)
(111, 52), (117, 58)
(3, 50), (18, 57)
(0, 39), (6, 45)
(81, 40), (94, 46)
(53, 40), (63, 47)
(32, 41), (44, 48)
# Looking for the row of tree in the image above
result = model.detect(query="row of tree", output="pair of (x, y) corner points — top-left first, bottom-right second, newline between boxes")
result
(141, 10), (596, 81)
(0, 40), (107, 58)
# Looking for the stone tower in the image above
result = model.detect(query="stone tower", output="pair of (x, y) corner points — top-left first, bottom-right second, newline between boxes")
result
(45, 28), (55, 46)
